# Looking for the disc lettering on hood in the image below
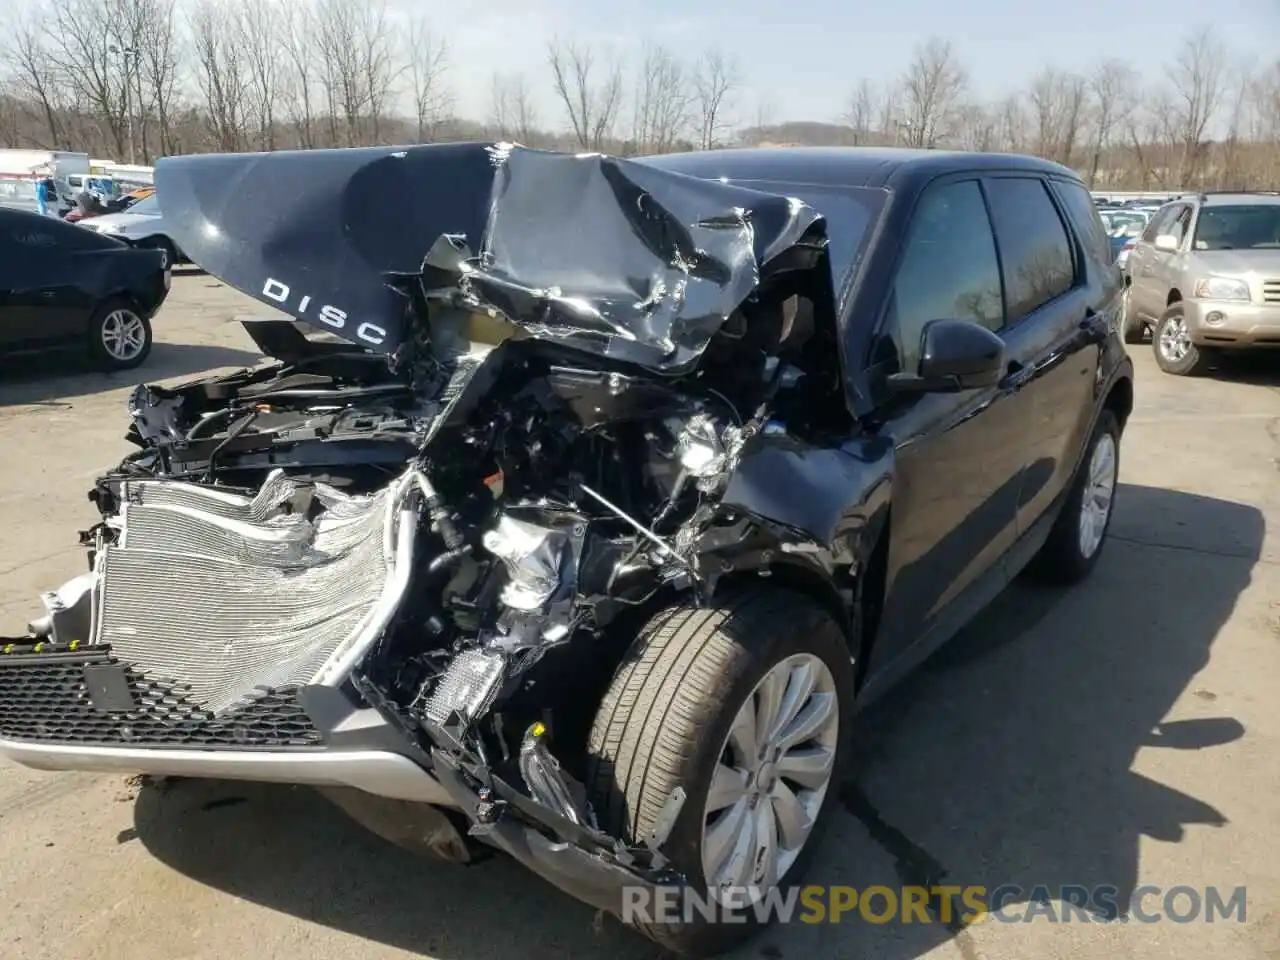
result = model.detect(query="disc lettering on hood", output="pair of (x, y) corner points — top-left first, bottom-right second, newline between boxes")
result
(155, 142), (827, 371)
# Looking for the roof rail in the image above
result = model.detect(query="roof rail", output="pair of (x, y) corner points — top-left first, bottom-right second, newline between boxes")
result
(1197, 190), (1280, 199)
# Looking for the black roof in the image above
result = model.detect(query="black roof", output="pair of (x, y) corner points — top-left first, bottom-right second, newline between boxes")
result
(638, 146), (1077, 189)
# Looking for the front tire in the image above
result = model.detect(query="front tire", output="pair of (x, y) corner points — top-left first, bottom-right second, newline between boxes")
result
(88, 300), (152, 370)
(586, 587), (854, 955)
(1153, 304), (1212, 376)
(1028, 409), (1120, 584)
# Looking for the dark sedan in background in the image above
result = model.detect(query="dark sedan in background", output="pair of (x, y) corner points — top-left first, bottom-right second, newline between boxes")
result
(0, 206), (169, 371)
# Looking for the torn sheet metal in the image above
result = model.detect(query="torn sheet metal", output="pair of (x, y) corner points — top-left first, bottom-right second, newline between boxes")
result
(154, 143), (826, 371)
(482, 512), (578, 612)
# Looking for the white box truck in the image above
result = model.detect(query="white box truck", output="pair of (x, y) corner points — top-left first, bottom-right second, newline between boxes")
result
(0, 149), (91, 213)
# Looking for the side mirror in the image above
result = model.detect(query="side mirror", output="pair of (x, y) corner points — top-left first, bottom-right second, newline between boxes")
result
(886, 319), (1006, 394)
(1153, 234), (1179, 252)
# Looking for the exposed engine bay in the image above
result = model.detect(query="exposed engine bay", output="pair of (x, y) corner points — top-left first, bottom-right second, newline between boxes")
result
(9, 143), (859, 891)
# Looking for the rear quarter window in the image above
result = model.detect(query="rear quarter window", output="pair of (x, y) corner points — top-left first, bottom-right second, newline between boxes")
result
(1054, 180), (1113, 266)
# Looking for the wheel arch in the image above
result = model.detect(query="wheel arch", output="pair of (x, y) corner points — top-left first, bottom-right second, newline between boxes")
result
(1103, 373), (1135, 433)
(713, 561), (852, 641)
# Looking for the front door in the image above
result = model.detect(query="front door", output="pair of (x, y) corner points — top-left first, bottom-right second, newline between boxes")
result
(865, 177), (1034, 679)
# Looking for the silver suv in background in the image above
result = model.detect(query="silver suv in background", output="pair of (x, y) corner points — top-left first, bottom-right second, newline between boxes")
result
(1120, 192), (1280, 375)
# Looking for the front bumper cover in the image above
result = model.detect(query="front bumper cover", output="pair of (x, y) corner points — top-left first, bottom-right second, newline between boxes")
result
(0, 641), (688, 911)
(1183, 298), (1280, 346)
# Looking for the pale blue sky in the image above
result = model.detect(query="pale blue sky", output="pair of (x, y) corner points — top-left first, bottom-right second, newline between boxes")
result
(440, 0), (1276, 126)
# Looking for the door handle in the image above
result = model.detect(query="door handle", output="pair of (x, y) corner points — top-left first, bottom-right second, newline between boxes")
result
(1071, 312), (1108, 348)
(999, 359), (1034, 391)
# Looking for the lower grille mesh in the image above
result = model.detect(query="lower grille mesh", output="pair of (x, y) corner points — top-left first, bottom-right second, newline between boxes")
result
(0, 650), (322, 748)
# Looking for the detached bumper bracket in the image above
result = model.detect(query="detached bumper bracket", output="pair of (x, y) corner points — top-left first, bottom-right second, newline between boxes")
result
(430, 749), (686, 918)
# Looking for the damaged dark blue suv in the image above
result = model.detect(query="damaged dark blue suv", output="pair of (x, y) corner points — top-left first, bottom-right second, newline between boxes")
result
(0, 143), (1132, 956)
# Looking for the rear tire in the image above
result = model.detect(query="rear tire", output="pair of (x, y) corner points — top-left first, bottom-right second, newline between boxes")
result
(586, 586), (854, 956)
(142, 235), (177, 270)
(87, 299), (152, 370)
(1119, 287), (1146, 344)
(1153, 304), (1212, 376)
(1027, 410), (1120, 584)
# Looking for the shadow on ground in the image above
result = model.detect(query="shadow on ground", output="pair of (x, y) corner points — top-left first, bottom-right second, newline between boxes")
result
(1205, 352), (1280, 386)
(0, 342), (260, 406)
(133, 483), (1261, 960)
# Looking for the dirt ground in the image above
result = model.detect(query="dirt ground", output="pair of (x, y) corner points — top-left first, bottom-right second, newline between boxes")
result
(1, 271), (1278, 960)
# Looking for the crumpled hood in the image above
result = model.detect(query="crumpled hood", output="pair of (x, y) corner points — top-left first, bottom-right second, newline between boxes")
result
(155, 142), (826, 371)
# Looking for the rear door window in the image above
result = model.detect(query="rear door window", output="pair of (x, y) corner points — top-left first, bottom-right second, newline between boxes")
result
(983, 177), (1076, 321)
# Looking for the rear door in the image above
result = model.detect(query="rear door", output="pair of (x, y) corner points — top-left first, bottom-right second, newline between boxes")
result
(981, 175), (1105, 533)
(1130, 202), (1190, 320)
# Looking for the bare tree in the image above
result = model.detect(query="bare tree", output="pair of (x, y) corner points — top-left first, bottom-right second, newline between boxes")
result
(955, 101), (996, 152)
(1125, 86), (1176, 189)
(994, 94), (1027, 153)
(1217, 59), (1256, 188)
(0, 81), (17, 146)
(1027, 67), (1088, 166)
(547, 38), (623, 151)
(2, 15), (70, 148)
(135, 0), (180, 157)
(356, 0), (400, 143)
(405, 15), (450, 143)
(1087, 59), (1137, 186)
(1247, 63), (1280, 183)
(238, 0), (281, 150)
(41, 0), (138, 157)
(875, 85), (900, 143)
(692, 49), (738, 150)
(188, 0), (249, 151)
(1252, 61), (1280, 140)
(1166, 26), (1227, 186)
(279, 1), (317, 147)
(630, 43), (689, 154)
(314, 0), (367, 145)
(490, 72), (539, 144)
(842, 78), (877, 144)
(898, 38), (968, 148)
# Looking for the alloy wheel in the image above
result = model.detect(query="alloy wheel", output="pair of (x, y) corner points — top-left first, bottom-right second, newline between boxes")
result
(1078, 432), (1117, 559)
(1159, 315), (1191, 364)
(701, 652), (839, 902)
(100, 309), (148, 362)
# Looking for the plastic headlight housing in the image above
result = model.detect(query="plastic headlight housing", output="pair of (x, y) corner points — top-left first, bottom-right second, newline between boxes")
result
(1193, 276), (1251, 301)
